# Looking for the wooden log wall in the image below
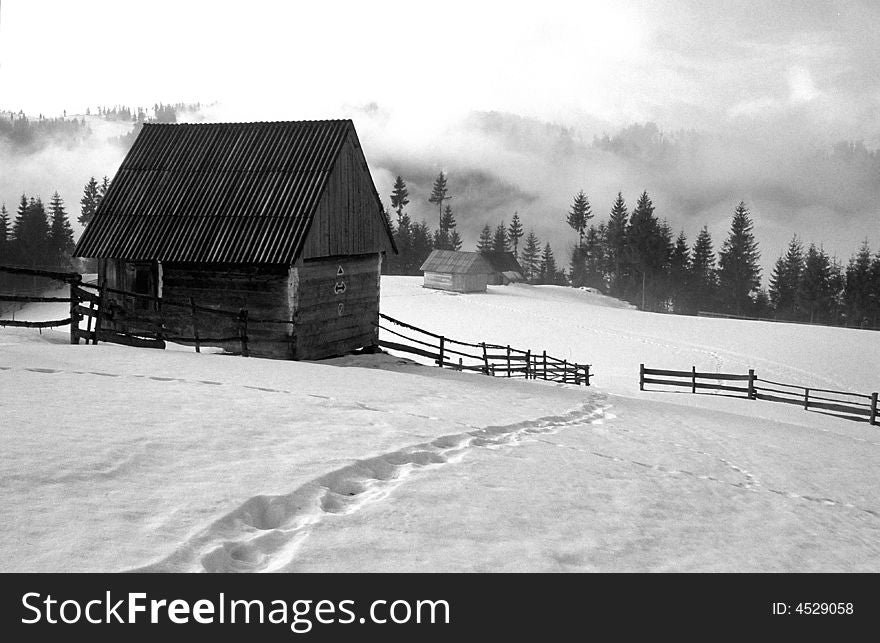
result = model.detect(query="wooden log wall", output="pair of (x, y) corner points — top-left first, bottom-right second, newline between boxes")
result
(291, 253), (381, 360)
(423, 272), (488, 293)
(162, 263), (293, 358)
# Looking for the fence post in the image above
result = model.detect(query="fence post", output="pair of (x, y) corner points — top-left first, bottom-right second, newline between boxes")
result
(92, 285), (105, 345)
(482, 342), (489, 375)
(585, 365), (591, 386)
(574, 364), (580, 385)
(870, 392), (878, 426)
(506, 345), (511, 377)
(543, 350), (547, 381)
(69, 274), (82, 344)
(691, 366), (696, 394)
(639, 363), (645, 391)
(803, 388), (810, 411)
(563, 359), (567, 383)
(438, 336), (445, 368)
(190, 297), (201, 353)
(458, 358), (462, 372)
(239, 308), (249, 357)
(747, 369), (756, 399)
(156, 298), (165, 342)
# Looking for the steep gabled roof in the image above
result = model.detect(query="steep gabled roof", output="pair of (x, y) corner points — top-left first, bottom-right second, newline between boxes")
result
(74, 119), (392, 263)
(420, 250), (494, 275)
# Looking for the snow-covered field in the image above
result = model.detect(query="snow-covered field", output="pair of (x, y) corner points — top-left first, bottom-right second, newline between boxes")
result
(1, 277), (879, 572)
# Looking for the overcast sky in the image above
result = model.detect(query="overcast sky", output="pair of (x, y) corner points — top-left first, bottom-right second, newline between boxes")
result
(1, 0), (878, 140)
(1, 1), (879, 272)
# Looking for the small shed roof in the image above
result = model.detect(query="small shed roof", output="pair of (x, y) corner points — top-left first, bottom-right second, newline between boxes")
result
(483, 251), (524, 275)
(420, 250), (494, 275)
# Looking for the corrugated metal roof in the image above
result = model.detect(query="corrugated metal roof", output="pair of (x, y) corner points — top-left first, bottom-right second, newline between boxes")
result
(420, 250), (494, 275)
(74, 119), (382, 264)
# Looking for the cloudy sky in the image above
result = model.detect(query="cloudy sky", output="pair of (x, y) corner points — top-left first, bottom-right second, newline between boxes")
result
(1, 0), (879, 272)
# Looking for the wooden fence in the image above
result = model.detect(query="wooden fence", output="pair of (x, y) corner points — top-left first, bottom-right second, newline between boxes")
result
(0, 265), (263, 355)
(640, 363), (878, 426)
(377, 313), (592, 386)
(0, 265), (82, 331)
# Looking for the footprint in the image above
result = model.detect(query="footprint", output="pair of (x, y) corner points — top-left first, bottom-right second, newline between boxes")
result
(132, 401), (607, 573)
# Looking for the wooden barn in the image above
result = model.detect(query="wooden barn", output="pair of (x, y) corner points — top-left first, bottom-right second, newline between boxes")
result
(420, 250), (494, 293)
(483, 251), (525, 285)
(73, 119), (396, 360)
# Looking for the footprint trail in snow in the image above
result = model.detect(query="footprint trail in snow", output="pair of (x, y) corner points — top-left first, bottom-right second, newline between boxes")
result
(133, 401), (609, 573)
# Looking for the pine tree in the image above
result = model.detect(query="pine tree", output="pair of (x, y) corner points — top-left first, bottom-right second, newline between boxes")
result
(477, 224), (493, 255)
(566, 190), (592, 248)
(13, 196), (51, 266)
(432, 227), (450, 252)
(768, 235), (803, 320)
(80, 177), (100, 227)
(583, 224), (607, 290)
(797, 244), (833, 324)
(492, 222), (509, 253)
(440, 204), (456, 234)
(411, 221), (434, 269)
(392, 212), (413, 274)
(521, 230), (541, 282)
(507, 212), (523, 256)
(689, 226), (718, 312)
(47, 192), (75, 266)
(606, 192), (629, 296)
(449, 229), (462, 251)
(98, 176), (111, 202)
(539, 242), (559, 285)
(844, 240), (874, 327)
(0, 203), (9, 245)
(390, 175), (409, 218)
(624, 191), (665, 309)
(569, 245), (587, 287)
(0, 203), (10, 265)
(717, 201), (761, 315)
(428, 171), (450, 229)
(670, 231), (690, 312)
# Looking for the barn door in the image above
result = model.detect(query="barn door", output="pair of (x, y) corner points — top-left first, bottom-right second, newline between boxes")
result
(126, 261), (159, 310)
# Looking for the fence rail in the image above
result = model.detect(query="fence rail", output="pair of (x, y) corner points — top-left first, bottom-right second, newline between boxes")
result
(377, 313), (592, 386)
(640, 363), (878, 426)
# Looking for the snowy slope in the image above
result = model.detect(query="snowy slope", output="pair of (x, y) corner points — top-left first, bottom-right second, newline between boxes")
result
(1, 278), (879, 572)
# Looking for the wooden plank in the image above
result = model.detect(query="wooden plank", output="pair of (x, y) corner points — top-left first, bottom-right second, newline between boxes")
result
(0, 265), (79, 281)
(97, 330), (166, 349)
(0, 318), (71, 328)
(754, 392), (804, 406)
(641, 378), (749, 394)
(0, 295), (72, 303)
(807, 400), (871, 417)
(693, 372), (753, 381)
(72, 285), (101, 302)
(642, 367), (691, 378)
(378, 340), (440, 361)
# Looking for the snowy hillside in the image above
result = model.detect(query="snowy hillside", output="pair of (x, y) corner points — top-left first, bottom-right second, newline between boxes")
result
(1, 278), (879, 572)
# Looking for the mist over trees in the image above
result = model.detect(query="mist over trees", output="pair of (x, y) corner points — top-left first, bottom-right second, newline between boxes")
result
(0, 176), (110, 275)
(2, 103), (879, 329)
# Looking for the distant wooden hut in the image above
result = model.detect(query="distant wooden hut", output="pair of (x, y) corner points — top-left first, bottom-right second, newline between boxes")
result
(73, 119), (396, 360)
(420, 250), (493, 293)
(482, 251), (525, 285)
